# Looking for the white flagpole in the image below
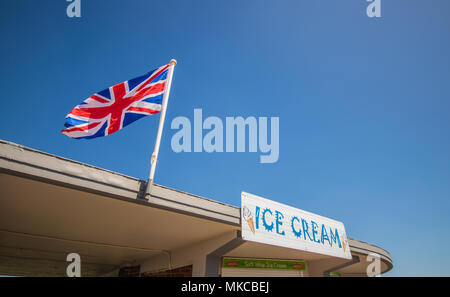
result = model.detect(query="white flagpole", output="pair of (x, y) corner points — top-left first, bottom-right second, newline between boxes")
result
(145, 59), (177, 198)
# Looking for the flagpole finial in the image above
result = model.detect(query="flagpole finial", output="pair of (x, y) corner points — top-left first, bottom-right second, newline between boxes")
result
(170, 59), (177, 66)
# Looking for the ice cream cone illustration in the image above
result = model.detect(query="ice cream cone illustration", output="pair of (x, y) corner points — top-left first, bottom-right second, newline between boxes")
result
(341, 235), (347, 252)
(247, 217), (255, 234)
(243, 206), (255, 234)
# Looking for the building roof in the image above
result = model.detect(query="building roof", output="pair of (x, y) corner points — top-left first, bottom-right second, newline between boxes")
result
(0, 139), (392, 276)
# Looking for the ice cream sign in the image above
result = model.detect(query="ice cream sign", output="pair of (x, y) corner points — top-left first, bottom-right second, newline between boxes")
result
(241, 192), (352, 260)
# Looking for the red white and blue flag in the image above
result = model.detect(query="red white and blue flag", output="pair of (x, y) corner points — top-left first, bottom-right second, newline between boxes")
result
(62, 64), (170, 139)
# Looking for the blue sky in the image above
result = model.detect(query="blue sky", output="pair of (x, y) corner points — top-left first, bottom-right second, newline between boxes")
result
(1, 0), (450, 276)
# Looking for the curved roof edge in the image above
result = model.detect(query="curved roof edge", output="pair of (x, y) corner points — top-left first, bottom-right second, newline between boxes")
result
(349, 239), (393, 274)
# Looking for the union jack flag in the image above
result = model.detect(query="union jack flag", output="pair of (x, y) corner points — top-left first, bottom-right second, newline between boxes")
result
(62, 64), (170, 139)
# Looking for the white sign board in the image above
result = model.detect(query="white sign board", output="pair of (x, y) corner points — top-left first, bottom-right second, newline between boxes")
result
(241, 192), (352, 259)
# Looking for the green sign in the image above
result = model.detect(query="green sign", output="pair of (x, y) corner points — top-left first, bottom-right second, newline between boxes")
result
(329, 271), (341, 277)
(223, 258), (306, 270)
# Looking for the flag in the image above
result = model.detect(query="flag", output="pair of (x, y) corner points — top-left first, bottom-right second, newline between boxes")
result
(62, 64), (170, 139)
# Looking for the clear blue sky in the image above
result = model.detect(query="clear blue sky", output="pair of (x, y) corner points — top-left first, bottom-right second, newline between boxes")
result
(1, 0), (449, 276)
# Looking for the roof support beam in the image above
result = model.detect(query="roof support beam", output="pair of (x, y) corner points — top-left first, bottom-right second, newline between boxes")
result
(205, 231), (245, 277)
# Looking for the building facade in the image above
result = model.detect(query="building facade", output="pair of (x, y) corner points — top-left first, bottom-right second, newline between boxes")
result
(0, 139), (393, 277)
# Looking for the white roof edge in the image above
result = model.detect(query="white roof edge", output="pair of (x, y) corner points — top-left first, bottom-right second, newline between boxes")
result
(0, 139), (138, 181)
(0, 139), (239, 211)
(0, 139), (240, 225)
(348, 238), (393, 265)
